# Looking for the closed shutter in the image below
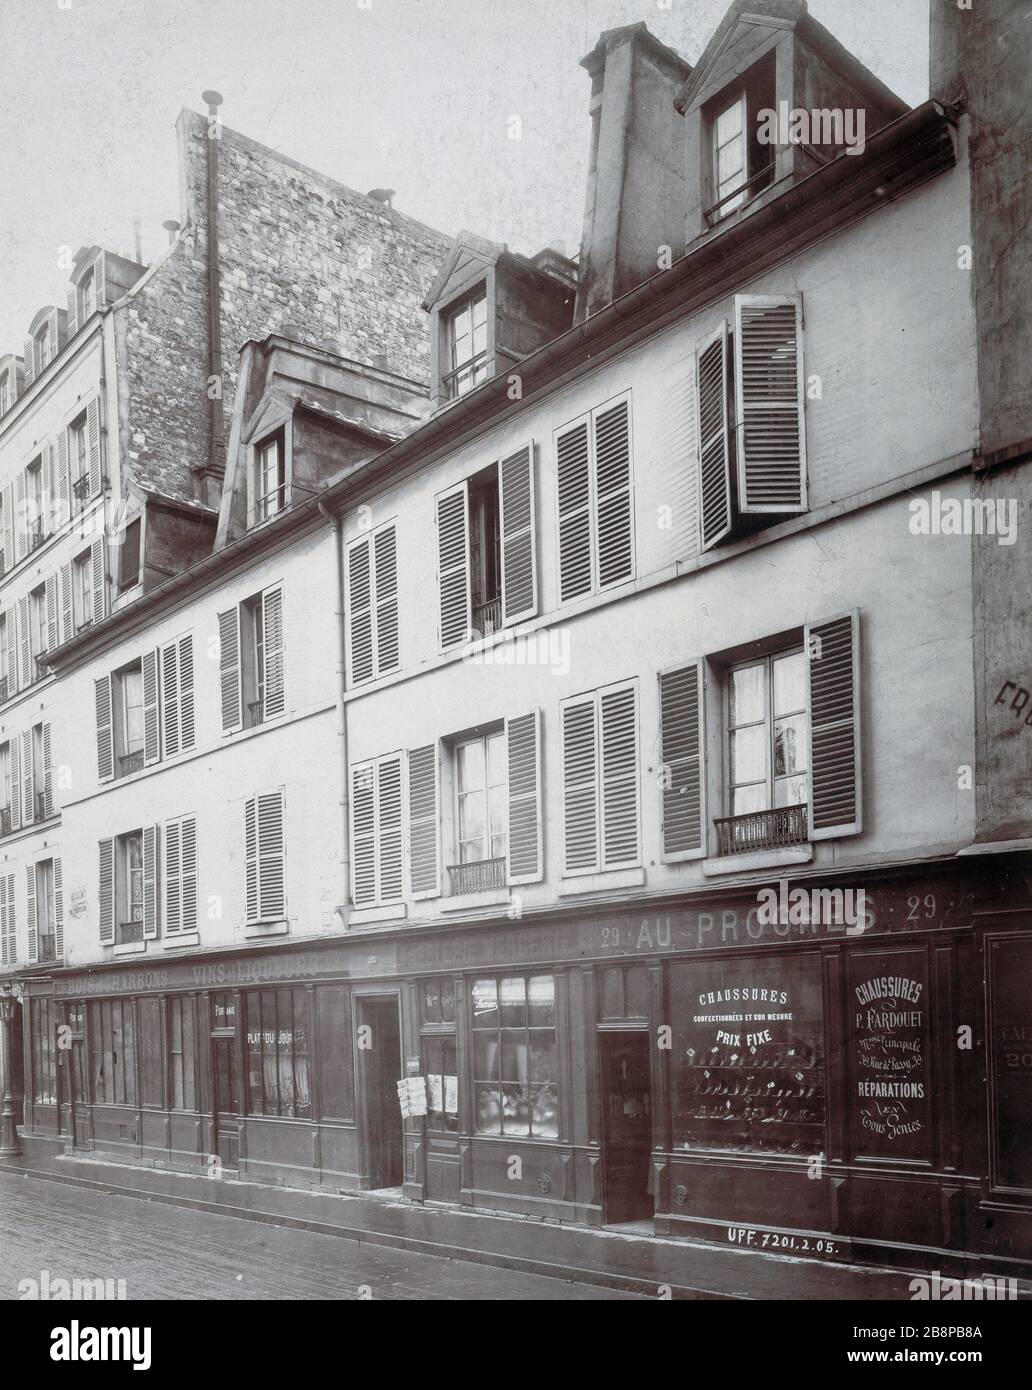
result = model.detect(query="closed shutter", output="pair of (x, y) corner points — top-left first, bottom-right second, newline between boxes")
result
(499, 443), (537, 623)
(41, 721), (53, 818)
(600, 683), (639, 867)
(697, 322), (732, 550)
(1, 484), (13, 573)
(18, 595), (30, 687)
(378, 757), (404, 902)
(15, 473), (26, 560)
(806, 610), (862, 839)
(26, 864), (37, 963)
(373, 526), (399, 673)
(142, 649), (160, 765)
(90, 538), (105, 622)
(350, 763), (376, 907)
(21, 729), (34, 825)
(407, 744), (440, 898)
(45, 573), (58, 652)
(218, 607), (242, 733)
(165, 819), (182, 936)
(57, 430), (70, 524)
(262, 587), (285, 718)
(8, 738), (20, 830)
(95, 673), (114, 780)
(245, 792), (285, 922)
(181, 817), (198, 933)
(86, 397), (102, 496)
(659, 662), (706, 859)
(557, 418), (592, 603)
(53, 857), (63, 959)
(734, 294), (807, 513)
(59, 562), (73, 642)
(561, 696), (599, 872)
(93, 252), (108, 308)
(177, 634), (195, 750)
(436, 483), (470, 649)
(346, 536), (373, 685)
(594, 398), (634, 589)
(98, 838), (115, 944)
(506, 709), (542, 884)
(142, 824), (159, 939)
(161, 642), (180, 756)
(23, 338), (34, 388)
(0, 875), (13, 966)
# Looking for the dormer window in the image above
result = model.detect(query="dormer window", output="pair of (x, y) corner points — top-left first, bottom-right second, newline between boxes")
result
(78, 267), (96, 324)
(0, 371), (9, 417)
(444, 288), (489, 401)
(705, 55), (776, 224)
(34, 323), (52, 377)
(254, 427), (287, 523)
(714, 95), (748, 214)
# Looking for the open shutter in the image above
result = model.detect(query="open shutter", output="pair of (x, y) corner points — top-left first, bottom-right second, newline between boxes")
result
(90, 538), (105, 622)
(98, 838), (114, 944)
(499, 443), (537, 624)
(262, 587), (285, 718)
(373, 526), (399, 673)
(142, 649), (160, 765)
(0, 876), (13, 966)
(18, 596), (30, 687)
(244, 797), (259, 921)
(436, 483), (470, 649)
(377, 757), (404, 902)
(557, 418), (592, 602)
(697, 322), (733, 550)
(161, 641), (180, 757)
(14, 473), (26, 561)
(218, 607), (242, 733)
(95, 673), (114, 780)
(54, 857), (64, 959)
(659, 661), (706, 860)
(45, 574), (58, 653)
(506, 709), (543, 884)
(806, 610), (861, 839)
(562, 696), (599, 872)
(181, 817), (198, 934)
(26, 864), (37, 963)
(66, 284), (78, 340)
(23, 339), (35, 388)
(178, 634), (195, 749)
(257, 790), (286, 919)
(165, 820), (182, 936)
(347, 537), (373, 685)
(56, 432), (70, 526)
(2, 484), (13, 573)
(142, 825), (159, 939)
(351, 764), (376, 907)
(8, 738), (20, 830)
(600, 683), (639, 868)
(594, 398), (634, 589)
(407, 744), (440, 899)
(59, 562), (73, 642)
(41, 721), (53, 818)
(86, 396), (102, 496)
(21, 729), (33, 825)
(734, 294), (807, 514)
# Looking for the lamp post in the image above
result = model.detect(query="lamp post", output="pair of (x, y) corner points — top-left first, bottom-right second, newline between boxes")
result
(0, 983), (22, 1157)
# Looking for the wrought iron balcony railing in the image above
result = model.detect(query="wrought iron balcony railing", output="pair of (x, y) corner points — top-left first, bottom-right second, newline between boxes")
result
(118, 750), (144, 777)
(471, 595), (502, 638)
(714, 804), (808, 857)
(442, 350), (490, 401)
(72, 475), (91, 501)
(39, 935), (58, 962)
(34, 655), (49, 681)
(35, 792), (47, 823)
(30, 525), (47, 551)
(0, 676), (8, 704)
(448, 856), (506, 896)
(0, 806), (11, 837)
(247, 697), (264, 727)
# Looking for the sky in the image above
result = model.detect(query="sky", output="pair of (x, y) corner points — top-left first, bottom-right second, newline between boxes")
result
(0, 0), (929, 355)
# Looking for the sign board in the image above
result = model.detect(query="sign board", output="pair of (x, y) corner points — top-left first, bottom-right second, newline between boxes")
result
(397, 1076), (427, 1119)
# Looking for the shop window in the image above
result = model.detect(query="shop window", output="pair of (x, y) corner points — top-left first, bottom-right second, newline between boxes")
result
(988, 934), (1032, 1192)
(849, 949), (930, 1162)
(421, 978), (456, 1026)
(31, 997), (57, 1104)
(471, 974), (558, 1139)
(600, 965), (649, 1021)
(138, 996), (163, 1107)
(169, 995), (197, 1111)
(244, 988), (311, 1118)
(423, 1036), (459, 1133)
(88, 998), (137, 1106)
(211, 992), (239, 1114)
(315, 986), (353, 1122)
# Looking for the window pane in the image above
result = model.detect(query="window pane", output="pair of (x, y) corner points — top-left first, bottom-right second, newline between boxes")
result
(486, 731), (505, 786)
(422, 979), (441, 1025)
(773, 651), (806, 717)
(531, 1083), (559, 1139)
(315, 985), (353, 1120)
(458, 790), (484, 845)
(440, 977), (456, 1024)
(730, 664), (765, 727)
(528, 975), (555, 1027)
(717, 134), (744, 184)
(529, 1033), (555, 1083)
(475, 1084), (501, 1133)
(487, 784), (507, 843)
(457, 740), (485, 793)
(499, 976), (526, 1028)
(774, 713), (808, 776)
(471, 978), (498, 1027)
(501, 1084), (530, 1136)
(473, 1033), (498, 1081)
(774, 772), (808, 807)
(716, 99), (743, 144)
(732, 782), (768, 815)
(501, 1036), (528, 1084)
(730, 724), (766, 786)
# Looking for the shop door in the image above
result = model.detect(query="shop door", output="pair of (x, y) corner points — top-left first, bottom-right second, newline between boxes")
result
(357, 997), (403, 1189)
(211, 993), (241, 1172)
(599, 1032), (653, 1225)
(59, 1005), (88, 1148)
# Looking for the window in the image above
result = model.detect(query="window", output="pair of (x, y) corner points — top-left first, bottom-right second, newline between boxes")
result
(244, 989), (311, 1118)
(31, 998), (57, 1104)
(69, 412), (89, 502)
(119, 519), (141, 590)
(555, 396), (633, 603)
(244, 791), (286, 923)
(30, 585), (46, 674)
(443, 288), (488, 400)
(0, 743), (12, 836)
(114, 661), (144, 777)
(73, 551), (93, 628)
(95, 637), (194, 780)
(706, 55), (776, 222)
(34, 323), (51, 377)
(31, 858), (59, 963)
(253, 428), (287, 523)
(561, 681), (640, 874)
(115, 831), (145, 944)
(31, 721), (53, 822)
(99, 829), (157, 945)
(78, 267), (96, 323)
(138, 996), (163, 1108)
(88, 998), (137, 1105)
(218, 586), (284, 732)
(727, 648), (809, 817)
(455, 730), (507, 864)
(714, 94), (748, 212)
(472, 975), (558, 1138)
(211, 992), (239, 1115)
(315, 986), (354, 1121)
(26, 458), (45, 545)
(469, 466), (501, 634)
(424, 1036), (459, 1133)
(0, 614), (8, 701)
(169, 996), (197, 1111)
(0, 371), (10, 417)
(346, 522), (399, 684)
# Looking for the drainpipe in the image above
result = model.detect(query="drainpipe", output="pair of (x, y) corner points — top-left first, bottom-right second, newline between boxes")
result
(202, 89), (226, 510)
(318, 499), (350, 928)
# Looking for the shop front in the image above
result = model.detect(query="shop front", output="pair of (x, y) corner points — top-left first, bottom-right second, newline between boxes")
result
(15, 855), (1032, 1274)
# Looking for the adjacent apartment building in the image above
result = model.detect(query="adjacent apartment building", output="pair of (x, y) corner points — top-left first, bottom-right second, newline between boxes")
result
(4, 0), (1030, 1279)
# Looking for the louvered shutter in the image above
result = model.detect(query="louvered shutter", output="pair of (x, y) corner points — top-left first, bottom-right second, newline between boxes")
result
(59, 562), (73, 642)
(806, 610), (861, 839)
(218, 607), (242, 732)
(53, 857), (63, 959)
(244, 796), (259, 921)
(373, 527), (399, 673)
(161, 641), (180, 756)
(257, 791), (286, 918)
(56, 430), (70, 525)
(557, 418), (592, 603)
(436, 483), (470, 649)
(26, 863), (37, 963)
(499, 443), (537, 624)
(45, 574), (58, 652)
(90, 538), (105, 621)
(734, 294), (807, 513)
(165, 819), (182, 936)
(0, 876), (12, 966)
(594, 398), (634, 589)
(95, 673), (114, 780)
(178, 635), (195, 749)
(378, 757), (404, 902)
(86, 397), (102, 496)
(18, 595), (30, 687)
(407, 744), (440, 898)
(351, 764), (376, 907)
(697, 322), (733, 550)
(181, 817), (198, 933)
(142, 825), (159, 939)
(659, 662), (706, 859)
(1, 484), (13, 573)
(14, 473), (26, 560)
(562, 696), (599, 872)
(23, 338), (35, 388)
(262, 587), (285, 718)
(93, 251), (108, 309)
(98, 838), (115, 944)
(600, 683), (639, 867)
(347, 537), (373, 685)
(142, 649), (160, 764)
(21, 729), (33, 825)
(506, 709), (542, 884)
(66, 284), (78, 340)
(8, 738), (20, 830)
(41, 721), (53, 818)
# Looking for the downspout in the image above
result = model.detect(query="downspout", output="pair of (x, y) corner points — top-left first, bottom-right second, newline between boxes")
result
(202, 90), (226, 510)
(318, 499), (350, 929)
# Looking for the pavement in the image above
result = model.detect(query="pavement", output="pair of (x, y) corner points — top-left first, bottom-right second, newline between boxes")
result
(0, 1138), (1015, 1301)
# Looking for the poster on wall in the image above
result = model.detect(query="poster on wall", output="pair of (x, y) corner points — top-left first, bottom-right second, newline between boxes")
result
(849, 950), (930, 1161)
(990, 934), (1032, 1191)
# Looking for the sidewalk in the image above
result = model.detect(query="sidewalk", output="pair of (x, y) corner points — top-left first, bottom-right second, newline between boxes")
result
(0, 1138), (961, 1301)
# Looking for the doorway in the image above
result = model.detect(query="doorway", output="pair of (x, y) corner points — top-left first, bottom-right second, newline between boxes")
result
(599, 1032), (653, 1225)
(357, 996), (403, 1190)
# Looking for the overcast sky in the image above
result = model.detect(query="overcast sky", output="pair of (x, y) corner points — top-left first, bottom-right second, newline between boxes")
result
(0, 0), (929, 355)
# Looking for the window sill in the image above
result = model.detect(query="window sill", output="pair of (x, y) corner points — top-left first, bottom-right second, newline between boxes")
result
(162, 932), (200, 950)
(439, 887), (511, 913)
(558, 866), (645, 896)
(702, 845), (813, 877)
(242, 919), (289, 938)
(349, 903), (407, 926)
(113, 941), (147, 956)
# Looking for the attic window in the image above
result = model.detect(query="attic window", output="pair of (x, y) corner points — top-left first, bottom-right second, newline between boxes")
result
(34, 323), (52, 377)
(254, 428), (287, 523)
(443, 288), (489, 401)
(706, 55), (776, 223)
(0, 371), (9, 417)
(78, 268), (96, 324)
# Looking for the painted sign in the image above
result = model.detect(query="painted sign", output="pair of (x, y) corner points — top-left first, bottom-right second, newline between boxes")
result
(989, 933), (1032, 1190)
(850, 951), (929, 1158)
